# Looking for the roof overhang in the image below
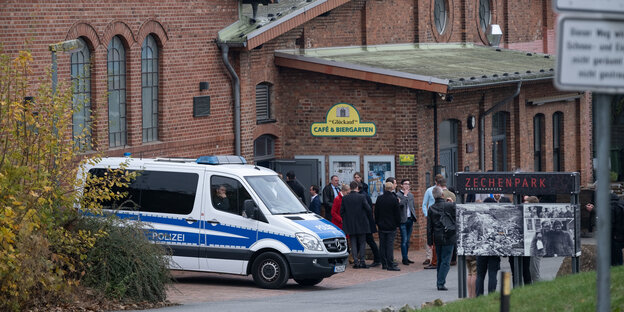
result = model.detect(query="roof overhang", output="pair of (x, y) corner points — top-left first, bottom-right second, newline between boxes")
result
(218, 0), (350, 50)
(275, 43), (556, 93)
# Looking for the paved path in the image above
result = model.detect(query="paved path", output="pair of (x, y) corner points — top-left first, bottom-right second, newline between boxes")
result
(129, 248), (564, 312)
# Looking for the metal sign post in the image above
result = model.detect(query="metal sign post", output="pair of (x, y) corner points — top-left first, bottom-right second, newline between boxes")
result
(554, 3), (622, 311)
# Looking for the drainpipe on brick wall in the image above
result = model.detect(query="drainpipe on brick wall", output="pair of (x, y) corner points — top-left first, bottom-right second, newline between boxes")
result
(479, 81), (522, 171)
(218, 43), (241, 156)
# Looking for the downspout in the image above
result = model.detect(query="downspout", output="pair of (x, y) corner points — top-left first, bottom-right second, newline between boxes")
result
(479, 81), (522, 171)
(433, 93), (439, 172)
(218, 43), (241, 156)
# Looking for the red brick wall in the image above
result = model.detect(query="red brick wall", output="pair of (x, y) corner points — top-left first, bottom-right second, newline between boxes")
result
(0, 0), (239, 157)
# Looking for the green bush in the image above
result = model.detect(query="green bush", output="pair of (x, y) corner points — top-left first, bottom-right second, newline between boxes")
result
(80, 216), (172, 302)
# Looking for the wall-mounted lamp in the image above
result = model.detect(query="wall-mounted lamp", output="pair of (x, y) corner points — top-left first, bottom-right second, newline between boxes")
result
(199, 82), (209, 92)
(467, 115), (476, 130)
(486, 24), (503, 47)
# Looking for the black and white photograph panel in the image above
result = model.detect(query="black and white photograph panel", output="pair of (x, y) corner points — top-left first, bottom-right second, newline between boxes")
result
(524, 204), (576, 257)
(457, 204), (525, 256)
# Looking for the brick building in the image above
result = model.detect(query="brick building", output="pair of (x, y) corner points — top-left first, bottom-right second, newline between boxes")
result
(0, 0), (593, 249)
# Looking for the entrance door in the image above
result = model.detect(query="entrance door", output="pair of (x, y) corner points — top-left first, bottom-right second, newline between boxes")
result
(272, 159), (318, 205)
(439, 120), (458, 187)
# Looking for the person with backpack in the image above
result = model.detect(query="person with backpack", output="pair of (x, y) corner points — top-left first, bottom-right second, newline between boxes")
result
(611, 193), (624, 266)
(426, 186), (456, 291)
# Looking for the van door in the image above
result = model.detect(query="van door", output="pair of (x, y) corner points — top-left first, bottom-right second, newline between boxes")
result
(132, 166), (203, 271)
(200, 174), (258, 274)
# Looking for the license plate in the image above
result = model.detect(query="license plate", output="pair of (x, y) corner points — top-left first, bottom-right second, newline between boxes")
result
(334, 264), (345, 273)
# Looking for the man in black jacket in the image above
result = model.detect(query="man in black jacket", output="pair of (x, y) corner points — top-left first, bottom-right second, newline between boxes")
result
(427, 186), (456, 291)
(341, 181), (373, 269)
(286, 171), (306, 205)
(375, 182), (402, 271)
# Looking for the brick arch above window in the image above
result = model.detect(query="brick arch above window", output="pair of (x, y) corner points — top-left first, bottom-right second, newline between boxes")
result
(137, 20), (169, 48)
(102, 21), (136, 47)
(65, 22), (101, 47)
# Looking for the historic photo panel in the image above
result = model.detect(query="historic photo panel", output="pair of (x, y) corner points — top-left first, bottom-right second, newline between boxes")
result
(457, 204), (525, 256)
(523, 203), (576, 257)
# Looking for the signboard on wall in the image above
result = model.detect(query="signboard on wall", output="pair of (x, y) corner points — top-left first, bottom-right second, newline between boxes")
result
(311, 103), (376, 137)
(399, 154), (415, 166)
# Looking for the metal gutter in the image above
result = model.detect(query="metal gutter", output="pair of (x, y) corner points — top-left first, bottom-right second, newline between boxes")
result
(218, 43), (242, 156)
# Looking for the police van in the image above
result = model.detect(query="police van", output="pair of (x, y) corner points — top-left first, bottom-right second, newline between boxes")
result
(84, 156), (348, 288)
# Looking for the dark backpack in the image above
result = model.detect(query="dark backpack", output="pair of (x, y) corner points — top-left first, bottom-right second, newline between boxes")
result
(440, 209), (456, 234)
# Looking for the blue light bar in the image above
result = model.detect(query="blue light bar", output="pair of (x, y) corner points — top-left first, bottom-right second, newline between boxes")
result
(196, 155), (247, 165)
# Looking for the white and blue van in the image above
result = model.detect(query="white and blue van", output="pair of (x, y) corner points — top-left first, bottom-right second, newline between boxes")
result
(84, 156), (348, 288)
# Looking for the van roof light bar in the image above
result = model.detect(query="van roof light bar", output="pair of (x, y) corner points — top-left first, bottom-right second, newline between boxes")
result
(196, 155), (247, 165)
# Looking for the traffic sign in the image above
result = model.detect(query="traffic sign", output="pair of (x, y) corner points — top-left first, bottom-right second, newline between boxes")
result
(554, 0), (624, 14)
(555, 15), (624, 93)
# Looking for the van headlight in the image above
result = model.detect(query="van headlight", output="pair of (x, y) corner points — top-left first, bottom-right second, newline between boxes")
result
(295, 233), (323, 251)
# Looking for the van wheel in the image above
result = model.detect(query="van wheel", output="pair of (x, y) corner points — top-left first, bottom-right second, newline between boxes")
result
(252, 252), (290, 289)
(294, 277), (324, 286)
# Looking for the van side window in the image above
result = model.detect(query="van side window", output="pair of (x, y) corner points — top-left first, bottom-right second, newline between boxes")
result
(211, 176), (252, 216)
(88, 169), (198, 214)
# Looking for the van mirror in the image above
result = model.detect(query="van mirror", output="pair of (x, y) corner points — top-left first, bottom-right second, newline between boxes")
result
(243, 199), (258, 219)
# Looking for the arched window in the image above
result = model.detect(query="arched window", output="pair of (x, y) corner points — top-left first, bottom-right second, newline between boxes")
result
(553, 112), (564, 171)
(142, 35), (159, 142)
(254, 134), (275, 168)
(439, 119), (459, 186)
(533, 114), (545, 171)
(492, 111), (508, 171)
(70, 37), (91, 150)
(107, 35), (127, 147)
(256, 82), (272, 122)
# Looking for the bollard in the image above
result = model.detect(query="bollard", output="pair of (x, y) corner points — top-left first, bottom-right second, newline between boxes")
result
(500, 271), (511, 312)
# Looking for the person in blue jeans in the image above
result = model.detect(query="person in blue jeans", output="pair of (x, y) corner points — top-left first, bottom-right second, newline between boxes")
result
(426, 186), (456, 291)
(476, 255), (501, 296)
(397, 179), (416, 265)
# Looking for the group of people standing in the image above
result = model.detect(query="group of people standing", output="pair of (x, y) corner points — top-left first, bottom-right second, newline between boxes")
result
(308, 173), (418, 272)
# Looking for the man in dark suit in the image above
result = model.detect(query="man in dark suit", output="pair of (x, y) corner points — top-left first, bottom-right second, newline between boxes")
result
(341, 181), (373, 269)
(308, 185), (321, 215)
(427, 186), (456, 291)
(322, 175), (340, 221)
(375, 182), (402, 271)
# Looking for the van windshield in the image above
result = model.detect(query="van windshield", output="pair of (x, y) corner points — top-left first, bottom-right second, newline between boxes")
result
(245, 175), (308, 214)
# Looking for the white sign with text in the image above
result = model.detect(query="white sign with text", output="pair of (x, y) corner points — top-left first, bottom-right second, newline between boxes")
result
(554, 0), (624, 14)
(556, 16), (624, 93)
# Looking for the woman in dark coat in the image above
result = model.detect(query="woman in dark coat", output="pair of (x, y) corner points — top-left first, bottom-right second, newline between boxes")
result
(375, 182), (402, 271)
(341, 181), (372, 269)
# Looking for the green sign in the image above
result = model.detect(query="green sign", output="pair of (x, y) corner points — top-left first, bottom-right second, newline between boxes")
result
(399, 154), (415, 166)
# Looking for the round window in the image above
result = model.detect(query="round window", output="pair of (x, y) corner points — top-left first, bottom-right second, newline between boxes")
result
(434, 0), (447, 34)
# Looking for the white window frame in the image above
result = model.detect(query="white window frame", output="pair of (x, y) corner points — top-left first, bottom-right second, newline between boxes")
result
(363, 155), (396, 203)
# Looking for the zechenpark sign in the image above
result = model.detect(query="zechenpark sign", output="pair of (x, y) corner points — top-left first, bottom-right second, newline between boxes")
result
(311, 103), (377, 137)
